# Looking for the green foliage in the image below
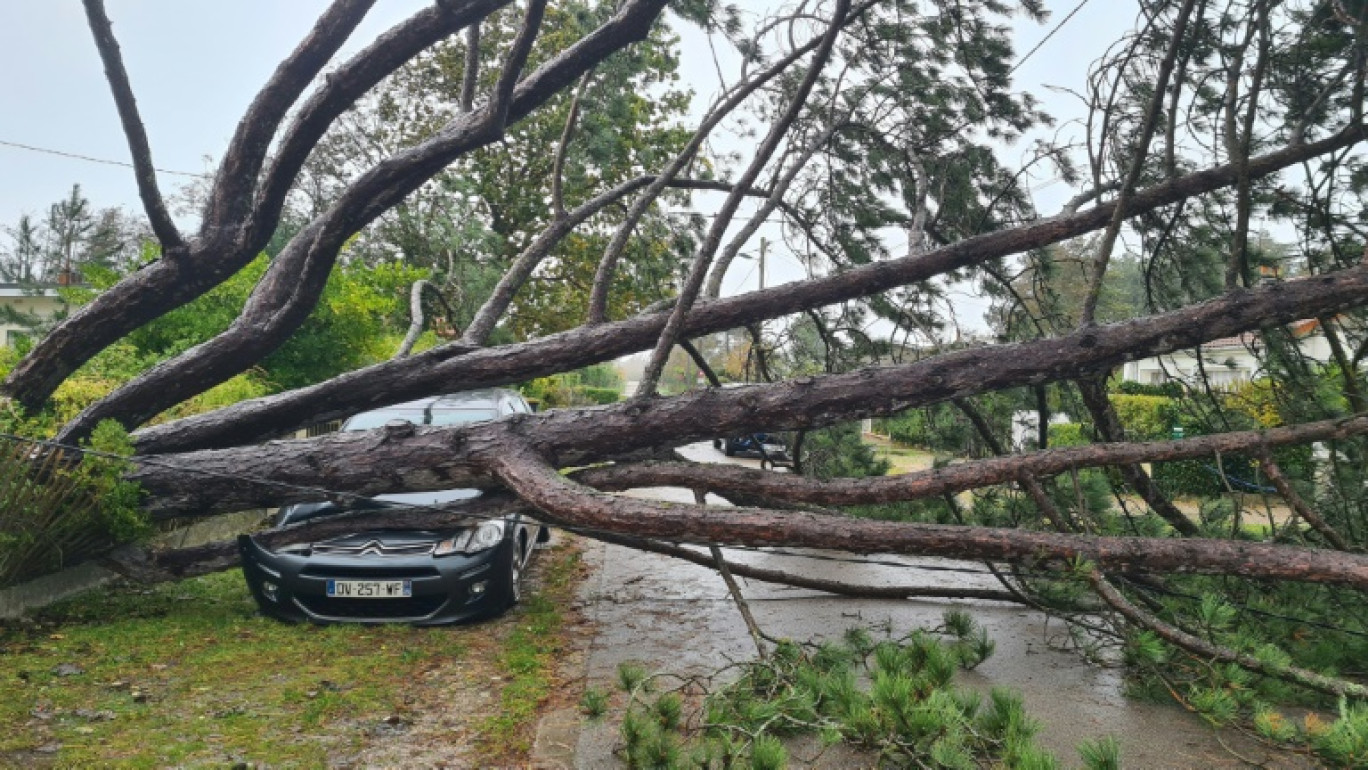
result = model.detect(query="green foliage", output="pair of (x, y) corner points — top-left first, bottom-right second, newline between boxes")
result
(1077, 735), (1122, 770)
(521, 365), (625, 409)
(581, 687), (609, 719)
(613, 616), (1065, 768)
(1114, 569), (1368, 765)
(0, 420), (146, 587)
(1307, 700), (1368, 768)
(1107, 394), (1176, 440)
(93, 255), (425, 393)
(797, 422), (890, 480)
(1046, 422), (1088, 447)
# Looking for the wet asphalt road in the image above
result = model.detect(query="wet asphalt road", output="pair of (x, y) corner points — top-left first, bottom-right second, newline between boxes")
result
(532, 442), (1308, 769)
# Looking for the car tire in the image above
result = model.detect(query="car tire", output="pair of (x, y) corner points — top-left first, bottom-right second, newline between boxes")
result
(502, 533), (526, 609)
(723, 439), (736, 457)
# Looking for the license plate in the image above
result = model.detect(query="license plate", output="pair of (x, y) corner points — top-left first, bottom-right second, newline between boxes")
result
(326, 579), (412, 598)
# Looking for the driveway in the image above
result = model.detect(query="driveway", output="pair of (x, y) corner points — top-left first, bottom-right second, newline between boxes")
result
(531, 442), (1308, 768)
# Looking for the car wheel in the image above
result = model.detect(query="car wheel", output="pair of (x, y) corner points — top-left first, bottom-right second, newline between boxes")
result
(504, 533), (527, 608)
(723, 439), (736, 457)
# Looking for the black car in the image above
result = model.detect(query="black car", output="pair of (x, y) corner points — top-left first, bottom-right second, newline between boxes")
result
(239, 389), (546, 626)
(715, 432), (790, 462)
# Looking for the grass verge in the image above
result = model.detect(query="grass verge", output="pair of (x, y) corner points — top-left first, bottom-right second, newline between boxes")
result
(0, 537), (587, 767)
(473, 540), (586, 764)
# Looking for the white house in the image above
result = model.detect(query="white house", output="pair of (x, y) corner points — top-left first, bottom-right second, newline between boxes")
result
(1121, 319), (1333, 388)
(0, 284), (65, 348)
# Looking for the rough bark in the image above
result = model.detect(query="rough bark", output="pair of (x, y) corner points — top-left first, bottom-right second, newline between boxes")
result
(130, 123), (1368, 455)
(81, 0), (184, 250)
(51, 0), (666, 444)
(126, 265), (1368, 517)
(484, 443), (1368, 591)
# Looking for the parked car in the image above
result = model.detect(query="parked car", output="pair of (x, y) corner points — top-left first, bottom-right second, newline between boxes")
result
(239, 389), (546, 626)
(714, 432), (790, 462)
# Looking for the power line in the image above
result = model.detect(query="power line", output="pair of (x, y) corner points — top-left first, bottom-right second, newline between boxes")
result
(0, 138), (208, 179)
(1010, 0), (1094, 76)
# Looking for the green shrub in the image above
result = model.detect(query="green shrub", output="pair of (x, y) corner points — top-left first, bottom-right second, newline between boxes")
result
(799, 422), (890, 480)
(0, 420), (147, 587)
(613, 616), (1066, 768)
(1048, 422), (1088, 447)
(580, 386), (621, 405)
(1114, 380), (1183, 397)
(1108, 394), (1176, 440)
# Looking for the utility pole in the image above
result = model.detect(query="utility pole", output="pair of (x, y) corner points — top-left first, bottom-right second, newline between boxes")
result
(757, 237), (767, 291)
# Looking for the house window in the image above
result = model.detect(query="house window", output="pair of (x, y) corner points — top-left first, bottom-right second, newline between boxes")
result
(5, 329), (30, 348)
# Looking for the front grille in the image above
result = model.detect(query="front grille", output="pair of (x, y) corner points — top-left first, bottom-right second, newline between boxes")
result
(300, 564), (439, 579)
(312, 539), (435, 556)
(296, 595), (447, 620)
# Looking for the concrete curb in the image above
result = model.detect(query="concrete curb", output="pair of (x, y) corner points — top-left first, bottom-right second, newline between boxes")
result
(0, 509), (267, 619)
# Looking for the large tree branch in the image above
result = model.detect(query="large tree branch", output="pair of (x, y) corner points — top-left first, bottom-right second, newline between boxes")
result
(1089, 571), (1368, 700)
(131, 123), (1368, 454)
(583, 2), (870, 325)
(569, 405), (1368, 518)
(81, 0), (182, 250)
(51, 0), (666, 443)
(635, 0), (853, 396)
(128, 348), (1368, 518)
(244, 0), (510, 250)
(202, 0), (378, 235)
(483, 443), (1368, 591)
(1, 0), (510, 412)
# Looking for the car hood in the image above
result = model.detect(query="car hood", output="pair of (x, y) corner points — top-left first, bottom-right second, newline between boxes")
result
(275, 488), (483, 527)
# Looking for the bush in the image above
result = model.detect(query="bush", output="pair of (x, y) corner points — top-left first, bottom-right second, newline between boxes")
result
(1048, 422), (1088, 447)
(580, 386), (621, 405)
(0, 420), (147, 587)
(798, 422), (889, 480)
(1108, 394), (1176, 440)
(1114, 380), (1183, 397)
(521, 367), (624, 408)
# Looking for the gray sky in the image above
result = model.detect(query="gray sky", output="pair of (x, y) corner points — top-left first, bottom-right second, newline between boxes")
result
(0, 1), (427, 224)
(0, 1), (1126, 326)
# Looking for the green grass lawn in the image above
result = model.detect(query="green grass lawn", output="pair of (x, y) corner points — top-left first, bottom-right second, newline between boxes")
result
(0, 541), (585, 767)
(864, 434), (937, 475)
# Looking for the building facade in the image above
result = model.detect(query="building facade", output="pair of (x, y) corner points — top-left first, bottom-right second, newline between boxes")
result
(0, 284), (65, 348)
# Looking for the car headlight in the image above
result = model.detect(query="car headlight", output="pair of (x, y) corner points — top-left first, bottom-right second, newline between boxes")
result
(434, 520), (505, 555)
(275, 542), (312, 556)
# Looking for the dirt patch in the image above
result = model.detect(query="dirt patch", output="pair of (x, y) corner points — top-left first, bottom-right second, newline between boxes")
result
(347, 537), (592, 768)
(341, 633), (504, 768)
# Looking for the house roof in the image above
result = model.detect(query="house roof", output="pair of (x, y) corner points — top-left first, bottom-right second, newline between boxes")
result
(1201, 318), (1324, 349)
(0, 283), (64, 298)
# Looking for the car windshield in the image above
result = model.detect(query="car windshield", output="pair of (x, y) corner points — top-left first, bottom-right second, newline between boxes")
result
(342, 407), (499, 431)
(430, 408), (499, 427)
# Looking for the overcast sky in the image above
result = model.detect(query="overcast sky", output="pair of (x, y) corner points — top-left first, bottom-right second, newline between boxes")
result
(0, 1), (1129, 325)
